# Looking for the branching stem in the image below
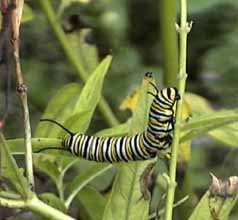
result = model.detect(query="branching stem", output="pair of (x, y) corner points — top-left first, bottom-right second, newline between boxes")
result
(0, 195), (76, 220)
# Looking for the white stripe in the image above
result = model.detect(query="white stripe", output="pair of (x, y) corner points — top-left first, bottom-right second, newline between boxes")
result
(86, 136), (93, 160)
(121, 137), (128, 160)
(115, 137), (123, 161)
(130, 135), (140, 159)
(102, 138), (110, 161)
(91, 137), (98, 161)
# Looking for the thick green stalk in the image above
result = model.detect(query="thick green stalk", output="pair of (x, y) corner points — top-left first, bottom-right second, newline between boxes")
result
(37, 0), (119, 127)
(27, 195), (76, 220)
(163, 0), (191, 219)
(159, 0), (179, 87)
(0, 197), (25, 208)
(0, 195), (76, 220)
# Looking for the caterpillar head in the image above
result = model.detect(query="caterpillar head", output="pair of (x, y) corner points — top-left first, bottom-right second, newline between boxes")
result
(148, 82), (180, 106)
(165, 87), (180, 103)
(154, 87), (180, 108)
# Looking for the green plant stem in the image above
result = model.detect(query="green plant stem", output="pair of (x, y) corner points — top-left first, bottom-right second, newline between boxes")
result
(159, 0), (179, 87)
(11, 0), (35, 189)
(27, 195), (76, 220)
(0, 191), (21, 200)
(163, 0), (190, 219)
(0, 195), (76, 220)
(0, 196), (25, 208)
(37, 0), (119, 127)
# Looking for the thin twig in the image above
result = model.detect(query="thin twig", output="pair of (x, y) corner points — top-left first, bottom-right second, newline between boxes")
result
(163, 0), (191, 219)
(0, 193), (76, 220)
(10, 0), (35, 189)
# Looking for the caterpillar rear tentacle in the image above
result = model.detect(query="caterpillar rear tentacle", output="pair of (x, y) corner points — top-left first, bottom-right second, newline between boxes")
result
(39, 84), (180, 163)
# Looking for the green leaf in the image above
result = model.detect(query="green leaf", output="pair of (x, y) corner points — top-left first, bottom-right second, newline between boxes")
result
(61, 110), (91, 135)
(34, 155), (62, 186)
(95, 119), (131, 137)
(208, 123), (238, 147)
(65, 163), (112, 208)
(35, 83), (81, 138)
(181, 109), (238, 145)
(66, 30), (99, 74)
(34, 154), (79, 194)
(63, 55), (112, 133)
(36, 56), (111, 138)
(103, 75), (155, 220)
(189, 189), (238, 220)
(0, 133), (29, 197)
(185, 92), (213, 114)
(183, 93), (238, 146)
(22, 4), (34, 23)
(39, 193), (67, 212)
(182, 109), (238, 132)
(4, 137), (79, 191)
(77, 186), (106, 220)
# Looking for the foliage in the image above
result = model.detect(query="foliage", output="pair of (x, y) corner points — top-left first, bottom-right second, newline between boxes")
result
(0, 0), (238, 220)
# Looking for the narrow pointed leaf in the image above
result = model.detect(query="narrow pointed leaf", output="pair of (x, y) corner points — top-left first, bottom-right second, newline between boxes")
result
(0, 133), (29, 197)
(208, 123), (238, 147)
(35, 83), (81, 137)
(103, 75), (155, 220)
(63, 55), (112, 133)
(181, 110), (238, 145)
(182, 109), (238, 132)
(65, 163), (112, 208)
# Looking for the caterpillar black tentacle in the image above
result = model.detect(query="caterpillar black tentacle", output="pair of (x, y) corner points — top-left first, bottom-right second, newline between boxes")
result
(39, 84), (180, 163)
(40, 118), (74, 136)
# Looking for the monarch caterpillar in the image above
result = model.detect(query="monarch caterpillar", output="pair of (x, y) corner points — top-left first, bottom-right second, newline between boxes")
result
(39, 74), (180, 162)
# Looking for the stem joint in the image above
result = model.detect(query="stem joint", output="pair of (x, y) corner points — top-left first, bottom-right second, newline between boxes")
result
(16, 83), (27, 94)
(175, 21), (193, 33)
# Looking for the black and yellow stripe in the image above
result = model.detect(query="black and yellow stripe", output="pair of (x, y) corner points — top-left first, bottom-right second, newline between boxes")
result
(58, 86), (180, 163)
(39, 75), (180, 163)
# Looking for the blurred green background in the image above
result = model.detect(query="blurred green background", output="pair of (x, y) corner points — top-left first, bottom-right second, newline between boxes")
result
(1, 0), (237, 136)
(2, 0), (237, 137)
(0, 0), (238, 219)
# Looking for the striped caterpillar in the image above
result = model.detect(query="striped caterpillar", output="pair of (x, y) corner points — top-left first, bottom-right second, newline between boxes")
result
(39, 74), (180, 162)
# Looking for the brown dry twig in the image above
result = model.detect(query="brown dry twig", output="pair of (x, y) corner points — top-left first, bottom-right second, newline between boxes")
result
(0, 0), (35, 189)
